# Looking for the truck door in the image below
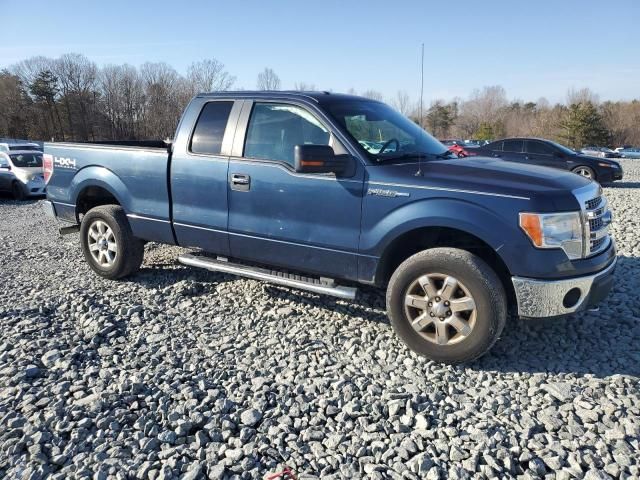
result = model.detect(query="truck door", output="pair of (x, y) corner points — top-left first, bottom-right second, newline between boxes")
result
(227, 100), (364, 280)
(170, 99), (241, 256)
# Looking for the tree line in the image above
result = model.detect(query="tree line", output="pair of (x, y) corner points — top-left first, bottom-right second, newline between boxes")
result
(1, 53), (638, 148)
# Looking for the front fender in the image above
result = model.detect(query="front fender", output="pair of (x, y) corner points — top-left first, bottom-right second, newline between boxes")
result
(358, 197), (526, 283)
(362, 197), (519, 256)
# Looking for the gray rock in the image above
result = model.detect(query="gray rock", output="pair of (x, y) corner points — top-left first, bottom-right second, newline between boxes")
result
(239, 408), (262, 426)
(158, 431), (177, 444)
(41, 349), (61, 367)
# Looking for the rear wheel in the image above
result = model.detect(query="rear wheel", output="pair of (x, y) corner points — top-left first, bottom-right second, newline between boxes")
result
(11, 182), (25, 200)
(572, 166), (596, 180)
(80, 205), (144, 279)
(386, 248), (507, 364)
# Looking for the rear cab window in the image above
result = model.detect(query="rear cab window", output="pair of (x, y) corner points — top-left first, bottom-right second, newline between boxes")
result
(190, 101), (234, 155)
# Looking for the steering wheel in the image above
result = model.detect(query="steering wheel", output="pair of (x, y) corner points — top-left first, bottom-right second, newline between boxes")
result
(378, 138), (400, 155)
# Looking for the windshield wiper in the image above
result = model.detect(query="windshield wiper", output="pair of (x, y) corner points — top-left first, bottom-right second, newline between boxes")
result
(376, 151), (454, 163)
(375, 153), (418, 163)
(435, 150), (455, 159)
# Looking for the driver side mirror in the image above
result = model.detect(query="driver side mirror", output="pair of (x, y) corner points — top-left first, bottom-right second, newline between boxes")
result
(294, 145), (347, 174)
(0, 162), (10, 170)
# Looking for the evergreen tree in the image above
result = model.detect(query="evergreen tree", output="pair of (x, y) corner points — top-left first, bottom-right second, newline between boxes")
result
(29, 70), (65, 140)
(559, 102), (609, 148)
(425, 102), (454, 138)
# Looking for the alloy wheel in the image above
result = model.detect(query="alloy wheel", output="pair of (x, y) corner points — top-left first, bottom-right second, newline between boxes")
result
(404, 273), (477, 346)
(87, 220), (118, 267)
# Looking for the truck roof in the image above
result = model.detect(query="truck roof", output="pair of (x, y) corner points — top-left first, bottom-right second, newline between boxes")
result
(196, 91), (373, 105)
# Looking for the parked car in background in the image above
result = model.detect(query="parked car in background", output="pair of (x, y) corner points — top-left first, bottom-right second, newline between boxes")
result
(581, 146), (622, 158)
(43, 92), (617, 364)
(440, 139), (469, 157)
(0, 142), (42, 154)
(0, 150), (46, 199)
(467, 138), (623, 183)
(618, 147), (640, 159)
(614, 145), (633, 153)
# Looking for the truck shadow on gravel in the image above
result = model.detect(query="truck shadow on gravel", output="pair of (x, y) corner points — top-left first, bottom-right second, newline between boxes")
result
(474, 255), (639, 378)
(132, 253), (639, 378)
(0, 192), (43, 203)
(261, 258), (639, 378)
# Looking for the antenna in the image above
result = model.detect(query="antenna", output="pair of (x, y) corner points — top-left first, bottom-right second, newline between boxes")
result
(415, 43), (425, 177)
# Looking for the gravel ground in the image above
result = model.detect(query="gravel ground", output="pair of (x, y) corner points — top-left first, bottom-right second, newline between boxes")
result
(1, 161), (639, 480)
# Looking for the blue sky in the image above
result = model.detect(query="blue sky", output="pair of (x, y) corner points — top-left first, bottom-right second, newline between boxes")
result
(1, 0), (638, 104)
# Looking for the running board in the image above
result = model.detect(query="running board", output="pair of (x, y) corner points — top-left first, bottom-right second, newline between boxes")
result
(178, 254), (358, 300)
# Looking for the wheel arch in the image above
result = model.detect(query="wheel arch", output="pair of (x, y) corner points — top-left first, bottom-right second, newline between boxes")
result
(375, 225), (516, 308)
(70, 166), (132, 222)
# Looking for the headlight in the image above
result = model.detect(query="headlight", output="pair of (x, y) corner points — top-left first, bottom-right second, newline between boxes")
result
(519, 212), (583, 259)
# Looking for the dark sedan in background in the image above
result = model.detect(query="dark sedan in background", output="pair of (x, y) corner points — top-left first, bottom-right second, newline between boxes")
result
(466, 137), (623, 183)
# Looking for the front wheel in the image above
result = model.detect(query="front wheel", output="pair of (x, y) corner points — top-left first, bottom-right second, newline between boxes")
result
(572, 166), (596, 180)
(80, 205), (144, 279)
(386, 248), (507, 364)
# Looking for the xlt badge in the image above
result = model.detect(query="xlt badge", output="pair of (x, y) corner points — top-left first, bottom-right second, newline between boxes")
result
(367, 188), (410, 198)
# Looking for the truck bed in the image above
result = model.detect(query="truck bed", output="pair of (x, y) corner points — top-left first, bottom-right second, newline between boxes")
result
(44, 141), (175, 244)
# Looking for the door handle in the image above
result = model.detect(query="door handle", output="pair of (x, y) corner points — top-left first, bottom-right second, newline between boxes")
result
(231, 174), (250, 185)
(230, 173), (250, 191)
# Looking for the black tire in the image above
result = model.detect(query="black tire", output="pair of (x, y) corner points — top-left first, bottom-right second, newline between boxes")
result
(80, 205), (144, 279)
(572, 166), (596, 181)
(386, 248), (507, 364)
(11, 182), (25, 200)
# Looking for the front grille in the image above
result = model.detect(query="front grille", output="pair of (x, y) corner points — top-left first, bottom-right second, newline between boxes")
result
(590, 217), (603, 231)
(585, 196), (602, 210)
(591, 237), (607, 252)
(584, 195), (610, 257)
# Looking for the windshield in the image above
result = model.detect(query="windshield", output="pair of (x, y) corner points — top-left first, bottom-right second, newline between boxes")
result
(325, 100), (448, 162)
(10, 153), (43, 168)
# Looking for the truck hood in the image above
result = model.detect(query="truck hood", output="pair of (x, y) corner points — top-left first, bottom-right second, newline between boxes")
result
(368, 156), (591, 209)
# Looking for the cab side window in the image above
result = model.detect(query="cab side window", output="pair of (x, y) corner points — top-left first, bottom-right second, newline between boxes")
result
(244, 103), (330, 167)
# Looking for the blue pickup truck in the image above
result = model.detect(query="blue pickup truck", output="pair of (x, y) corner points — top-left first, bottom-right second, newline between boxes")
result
(43, 92), (616, 363)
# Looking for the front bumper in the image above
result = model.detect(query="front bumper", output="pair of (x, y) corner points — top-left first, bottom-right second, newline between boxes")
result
(512, 257), (617, 318)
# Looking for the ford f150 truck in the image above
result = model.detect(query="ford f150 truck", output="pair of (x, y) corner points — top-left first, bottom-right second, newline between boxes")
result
(43, 92), (616, 363)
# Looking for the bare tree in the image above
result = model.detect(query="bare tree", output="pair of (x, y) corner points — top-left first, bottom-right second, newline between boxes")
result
(566, 87), (599, 106)
(55, 53), (98, 140)
(99, 64), (145, 139)
(392, 90), (412, 116)
(362, 90), (384, 101)
(11, 56), (56, 87)
(187, 59), (235, 94)
(256, 68), (281, 90)
(293, 82), (316, 91)
(139, 62), (182, 139)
